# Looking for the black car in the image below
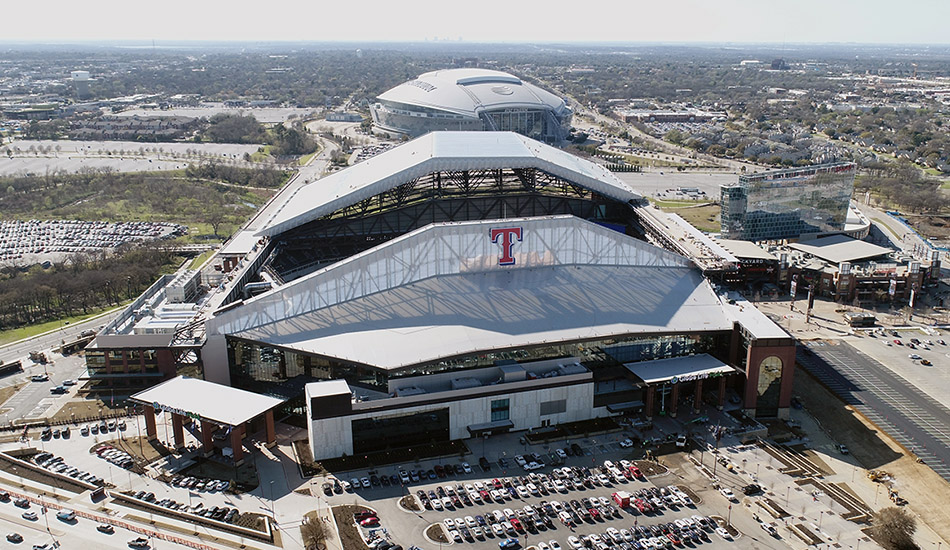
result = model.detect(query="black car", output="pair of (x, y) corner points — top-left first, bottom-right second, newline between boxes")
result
(743, 483), (763, 495)
(570, 443), (583, 456)
(479, 456), (492, 471)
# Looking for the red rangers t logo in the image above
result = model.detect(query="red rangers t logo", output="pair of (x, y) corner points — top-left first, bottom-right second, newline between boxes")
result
(490, 227), (523, 266)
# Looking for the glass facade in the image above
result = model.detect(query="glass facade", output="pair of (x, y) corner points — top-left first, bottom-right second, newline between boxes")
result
(372, 100), (571, 141)
(351, 408), (450, 454)
(721, 163), (855, 242)
(228, 331), (732, 395)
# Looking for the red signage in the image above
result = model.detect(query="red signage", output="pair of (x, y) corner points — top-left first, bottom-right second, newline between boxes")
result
(490, 227), (523, 266)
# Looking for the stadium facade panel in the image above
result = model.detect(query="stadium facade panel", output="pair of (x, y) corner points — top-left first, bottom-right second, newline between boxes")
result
(370, 69), (572, 141)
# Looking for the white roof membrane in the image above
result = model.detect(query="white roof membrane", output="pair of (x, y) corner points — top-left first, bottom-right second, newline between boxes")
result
(258, 132), (641, 237)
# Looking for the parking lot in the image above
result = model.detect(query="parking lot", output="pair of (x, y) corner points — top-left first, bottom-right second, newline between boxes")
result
(0, 219), (186, 265)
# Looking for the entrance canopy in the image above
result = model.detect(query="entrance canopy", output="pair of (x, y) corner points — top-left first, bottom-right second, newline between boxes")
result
(130, 376), (284, 427)
(624, 354), (737, 385)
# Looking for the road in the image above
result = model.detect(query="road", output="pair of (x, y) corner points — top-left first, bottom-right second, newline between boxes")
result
(0, 502), (132, 550)
(0, 308), (122, 368)
(796, 341), (950, 481)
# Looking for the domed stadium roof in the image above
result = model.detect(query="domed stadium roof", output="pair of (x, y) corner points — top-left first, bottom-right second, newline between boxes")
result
(377, 68), (568, 117)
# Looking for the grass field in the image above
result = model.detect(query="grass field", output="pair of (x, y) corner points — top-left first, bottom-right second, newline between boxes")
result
(0, 303), (128, 346)
(188, 249), (215, 270)
(667, 204), (721, 233)
(650, 198), (713, 208)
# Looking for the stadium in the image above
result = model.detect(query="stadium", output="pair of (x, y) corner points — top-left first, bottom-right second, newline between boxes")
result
(370, 68), (573, 142)
(189, 131), (796, 461)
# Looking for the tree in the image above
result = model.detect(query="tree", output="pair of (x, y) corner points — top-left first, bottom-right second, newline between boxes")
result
(300, 514), (326, 550)
(872, 507), (917, 550)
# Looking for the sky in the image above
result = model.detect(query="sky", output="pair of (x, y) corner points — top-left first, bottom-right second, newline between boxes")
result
(3, 0), (948, 45)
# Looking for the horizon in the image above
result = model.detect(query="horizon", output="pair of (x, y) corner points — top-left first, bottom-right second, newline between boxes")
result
(4, 0), (949, 46)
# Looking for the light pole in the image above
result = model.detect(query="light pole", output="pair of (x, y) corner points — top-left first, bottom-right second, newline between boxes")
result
(270, 480), (276, 518)
(786, 486), (790, 506)
(819, 510), (824, 530)
(727, 504), (732, 527)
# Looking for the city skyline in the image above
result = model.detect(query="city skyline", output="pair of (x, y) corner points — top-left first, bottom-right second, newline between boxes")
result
(3, 0), (948, 46)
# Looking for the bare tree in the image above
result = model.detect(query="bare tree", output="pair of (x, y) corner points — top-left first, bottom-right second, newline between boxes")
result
(872, 507), (918, 550)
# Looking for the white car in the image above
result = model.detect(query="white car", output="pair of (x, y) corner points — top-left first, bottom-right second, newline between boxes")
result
(619, 438), (634, 448)
(554, 480), (567, 492)
(465, 516), (477, 528)
(716, 527), (732, 540)
(550, 541), (562, 550)
(443, 518), (457, 529)
(492, 524), (505, 537)
(538, 543), (551, 550)
(719, 487), (737, 501)
(556, 448), (568, 459)
(909, 353), (923, 360)
(462, 462), (472, 473)
(567, 536), (583, 550)
(597, 473), (612, 485)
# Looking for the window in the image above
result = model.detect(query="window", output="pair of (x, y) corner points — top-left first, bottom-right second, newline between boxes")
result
(539, 399), (567, 416)
(491, 399), (510, 422)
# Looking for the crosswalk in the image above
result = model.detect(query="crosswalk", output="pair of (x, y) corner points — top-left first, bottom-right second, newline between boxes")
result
(798, 343), (950, 481)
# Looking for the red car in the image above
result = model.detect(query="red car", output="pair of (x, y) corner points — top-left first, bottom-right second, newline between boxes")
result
(492, 478), (503, 490)
(359, 517), (379, 527)
(627, 466), (643, 479)
(510, 517), (524, 532)
(894, 339), (902, 345)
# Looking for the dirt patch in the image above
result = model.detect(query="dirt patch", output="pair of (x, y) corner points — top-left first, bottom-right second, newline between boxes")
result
(332, 505), (373, 550)
(399, 495), (420, 511)
(425, 523), (448, 543)
(634, 460), (669, 476)
(49, 398), (129, 423)
(795, 368), (950, 544)
(0, 450), (87, 495)
(676, 484), (702, 505)
(0, 382), (24, 409)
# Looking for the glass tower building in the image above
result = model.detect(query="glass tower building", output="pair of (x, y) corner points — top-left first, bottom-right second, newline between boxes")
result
(720, 162), (856, 242)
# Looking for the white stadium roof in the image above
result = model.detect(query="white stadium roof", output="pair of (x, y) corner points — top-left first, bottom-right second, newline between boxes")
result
(258, 131), (641, 237)
(787, 234), (893, 264)
(377, 68), (567, 118)
(210, 216), (738, 371)
(131, 376), (283, 426)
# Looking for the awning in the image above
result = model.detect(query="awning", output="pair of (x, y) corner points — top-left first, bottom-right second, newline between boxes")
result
(607, 401), (645, 413)
(624, 354), (738, 385)
(130, 376), (284, 427)
(467, 420), (514, 435)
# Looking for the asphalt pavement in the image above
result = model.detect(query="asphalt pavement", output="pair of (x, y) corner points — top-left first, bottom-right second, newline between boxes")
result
(797, 341), (950, 481)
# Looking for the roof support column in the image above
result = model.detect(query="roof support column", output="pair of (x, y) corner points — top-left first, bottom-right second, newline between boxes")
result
(717, 377), (727, 410)
(144, 405), (158, 441)
(693, 379), (704, 414)
(231, 424), (245, 466)
(670, 383), (680, 418)
(644, 386), (655, 420)
(201, 420), (215, 457)
(265, 410), (277, 448)
(171, 413), (185, 450)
